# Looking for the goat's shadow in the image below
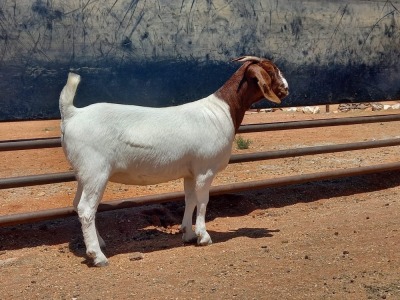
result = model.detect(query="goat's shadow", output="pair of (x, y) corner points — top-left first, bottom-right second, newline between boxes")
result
(1, 171), (399, 266)
(69, 226), (280, 266)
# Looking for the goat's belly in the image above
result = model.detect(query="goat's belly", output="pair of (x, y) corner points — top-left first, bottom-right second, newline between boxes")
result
(109, 168), (189, 186)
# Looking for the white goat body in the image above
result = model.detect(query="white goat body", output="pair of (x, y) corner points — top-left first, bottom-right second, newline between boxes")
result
(62, 96), (234, 185)
(60, 57), (289, 266)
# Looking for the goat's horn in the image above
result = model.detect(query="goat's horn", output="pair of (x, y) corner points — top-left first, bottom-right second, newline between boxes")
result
(232, 56), (263, 63)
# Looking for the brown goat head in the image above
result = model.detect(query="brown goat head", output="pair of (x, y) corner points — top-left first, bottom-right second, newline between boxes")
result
(233, 56), (289, 104)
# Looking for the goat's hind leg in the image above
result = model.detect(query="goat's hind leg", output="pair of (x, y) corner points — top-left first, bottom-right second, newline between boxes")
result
(76, 179), (109, 267)
(73, 182), (106, 249)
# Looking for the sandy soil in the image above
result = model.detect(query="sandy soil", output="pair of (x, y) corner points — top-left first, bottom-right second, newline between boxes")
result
(0, 105), (400, 299)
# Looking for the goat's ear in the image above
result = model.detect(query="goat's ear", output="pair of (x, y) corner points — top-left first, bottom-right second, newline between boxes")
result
(247, 64), (281, 104)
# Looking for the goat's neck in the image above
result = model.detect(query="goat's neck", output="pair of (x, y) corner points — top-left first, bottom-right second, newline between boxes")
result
(215, 66), (262, 132)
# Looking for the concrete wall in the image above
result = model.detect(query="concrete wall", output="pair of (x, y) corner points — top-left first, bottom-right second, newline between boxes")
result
(0, 0), (399, 120)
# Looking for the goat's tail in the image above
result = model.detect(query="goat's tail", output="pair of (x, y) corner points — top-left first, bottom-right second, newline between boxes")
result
(59, 72), (81, 120)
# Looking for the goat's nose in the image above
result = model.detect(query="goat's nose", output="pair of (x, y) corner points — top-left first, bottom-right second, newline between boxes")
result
(279, 86), (289, 98)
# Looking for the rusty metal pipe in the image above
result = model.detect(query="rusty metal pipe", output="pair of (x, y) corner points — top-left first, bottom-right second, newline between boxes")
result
(0, 138), (61, 151)
(229, 138), (400, 164)
(0, 172), (76, 189)
(1, 161), (400, 227)
(1, 114), (400, 151)
(237, 113), (400, 133)
(2, 138), (400, 189)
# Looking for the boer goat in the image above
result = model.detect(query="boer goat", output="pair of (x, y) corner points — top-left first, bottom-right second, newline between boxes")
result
(59, 56), (289, 266)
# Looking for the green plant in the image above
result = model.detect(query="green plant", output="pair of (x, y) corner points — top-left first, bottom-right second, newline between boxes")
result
(235, 135), (252, 150)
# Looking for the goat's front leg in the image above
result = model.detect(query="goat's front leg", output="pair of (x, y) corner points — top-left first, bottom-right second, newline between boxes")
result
(181, 178), (197, 243)
(194, 174), (214, 246)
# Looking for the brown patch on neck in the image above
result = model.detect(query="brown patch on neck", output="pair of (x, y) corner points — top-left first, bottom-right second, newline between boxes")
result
(215, 62), (264, 132)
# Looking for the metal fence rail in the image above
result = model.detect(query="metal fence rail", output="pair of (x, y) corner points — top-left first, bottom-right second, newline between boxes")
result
(237, 113), (400, 133)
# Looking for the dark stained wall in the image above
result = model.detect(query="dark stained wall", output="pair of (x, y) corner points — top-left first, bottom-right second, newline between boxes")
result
(0, 0), (399, 120)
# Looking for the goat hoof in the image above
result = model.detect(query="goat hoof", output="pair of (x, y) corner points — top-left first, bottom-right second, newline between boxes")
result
(94, 259), (109, 267)
(182, 232), (197, 244)
(197, 235), (212, 246)
(182, 236), (197, 244)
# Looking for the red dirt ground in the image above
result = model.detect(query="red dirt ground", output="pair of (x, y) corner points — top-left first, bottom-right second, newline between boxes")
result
(1, 104), (400, 299)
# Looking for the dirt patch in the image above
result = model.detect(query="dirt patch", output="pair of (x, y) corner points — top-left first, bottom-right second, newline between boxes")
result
(1, 105), (400, 299)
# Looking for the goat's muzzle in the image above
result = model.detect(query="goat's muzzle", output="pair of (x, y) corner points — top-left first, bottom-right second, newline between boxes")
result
(277, 85), (289, 99)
